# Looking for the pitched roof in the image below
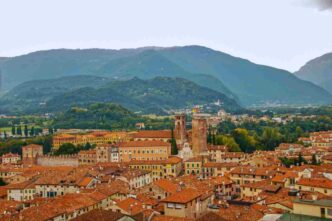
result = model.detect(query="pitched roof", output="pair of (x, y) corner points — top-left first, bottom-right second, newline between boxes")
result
(71, 209), (125, 221)
(116, 197), (144, 215)
(154, 179), (179, 194)
(152, 215), (193, 221)
(162, 188), (202, 204)
(297, 178), (332, 189)
(119, 140), (170, 147)
(133, 130), (171, 139)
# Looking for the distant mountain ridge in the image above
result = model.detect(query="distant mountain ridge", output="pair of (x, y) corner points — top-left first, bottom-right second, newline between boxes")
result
(0, 76), (241, 114)
(294, 52), (332, 94)
(0, 45), (331, 106)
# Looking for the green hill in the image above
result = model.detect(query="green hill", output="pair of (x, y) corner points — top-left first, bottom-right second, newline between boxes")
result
(52, 103), (143, 130)
(0, 76), (241, 114)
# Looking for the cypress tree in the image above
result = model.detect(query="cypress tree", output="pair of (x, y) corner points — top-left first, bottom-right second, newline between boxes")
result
(24, 125), (29, 137)
(171, 128), (178, 155)
(30, 126), (35, 137)
(17, 126), (22, 136)
(11, 126), (16, 135)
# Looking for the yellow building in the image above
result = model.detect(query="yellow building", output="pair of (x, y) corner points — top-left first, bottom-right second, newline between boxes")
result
(52, 131), (130, 149)
(293, 198), (332, 219)
(184, 156), (204, 176)
(295, 178), (332, 195)
(162, 188), (212, 219)
(128, 156), (182, 181)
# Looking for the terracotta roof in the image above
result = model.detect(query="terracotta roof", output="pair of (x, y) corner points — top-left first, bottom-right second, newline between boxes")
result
(203, 162), (238, 168)
(119, 140), (171, 147)
(116, 197), (144, 215)
(133, 130), (171, 139)
(165, 156), (182, 164)
(218, 205), (264, 221)
(22, 144), (43, 150)
(297, 178), (332, 189)
(322, 154), (332, 161)
(162, 188), (202, 204)
(152, 215), (193, 221)
(1, 153), (20, 158)
(77, 177), (94, 187)
(186, 156), (204, 162)
(71, 209), (125, 221)
(129, 156), (181, 166)
(230, 166), (276, 177)
(78, 150), (96, 155)
(196, 212), (227, 221)
(154, 179), (179, 194)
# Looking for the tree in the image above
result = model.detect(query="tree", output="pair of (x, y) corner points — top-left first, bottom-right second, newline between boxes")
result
(295, 126), (303, 138)
(212, 133), (216, 145)
(54, 143), (78, 155)
(24, 125), (29, 137)
(260, 127), (282, 150)
(48, 127), (54, 135)
(0, 178), (6, 186)
(3, 131), (7, 140)
(170, 128), (178, 155)
(207, 126), (212, 144)
(215, 134), (241, 152)
(17, 126), (22, 136)
(297, 153), (307, 165)
(30, 127), (35, 137)
(11, 126), (16, 136)
(231, 128), (257, 153)
(83, 142), (92, 150)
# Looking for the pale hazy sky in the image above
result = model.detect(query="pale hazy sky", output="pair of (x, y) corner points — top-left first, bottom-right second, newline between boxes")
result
(0, 0), (332, 72)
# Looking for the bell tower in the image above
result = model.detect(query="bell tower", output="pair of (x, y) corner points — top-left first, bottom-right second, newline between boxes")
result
(174, 113), (186, 146)
(192, 114), (208, 156)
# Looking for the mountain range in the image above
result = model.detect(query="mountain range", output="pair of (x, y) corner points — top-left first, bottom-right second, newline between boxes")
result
(0, 76), (240, 114)
(0, 45), (331, 110)
(295, 52), (332, 94)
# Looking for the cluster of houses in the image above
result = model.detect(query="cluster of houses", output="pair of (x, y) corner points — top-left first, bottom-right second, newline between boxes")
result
(0, 114), (331, 220)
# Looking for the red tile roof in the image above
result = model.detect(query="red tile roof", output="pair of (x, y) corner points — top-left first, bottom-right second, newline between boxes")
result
(133, 130), (171, 139)
(162, 188), (202, 204)
(119, 140), (171, 147)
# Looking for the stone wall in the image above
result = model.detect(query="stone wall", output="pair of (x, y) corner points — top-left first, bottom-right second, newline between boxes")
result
(37, 154), (78, 167)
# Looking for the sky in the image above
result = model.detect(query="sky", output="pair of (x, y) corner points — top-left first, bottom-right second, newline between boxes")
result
(0, 0), (332, 72)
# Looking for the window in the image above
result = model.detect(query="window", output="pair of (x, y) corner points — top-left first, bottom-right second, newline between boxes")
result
(327, 208), (332, 216)
(167, 203), (174, 208)
(175, 204), (182, 209)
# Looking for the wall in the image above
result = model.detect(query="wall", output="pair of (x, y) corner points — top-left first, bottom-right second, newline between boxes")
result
(37, 155), (78, 167)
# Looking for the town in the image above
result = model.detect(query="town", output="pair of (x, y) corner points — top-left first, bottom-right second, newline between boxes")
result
(0, 110), (331, 221)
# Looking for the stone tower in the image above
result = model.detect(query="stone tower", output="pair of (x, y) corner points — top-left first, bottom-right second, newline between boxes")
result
(191, 114), (208, 156)
(22, 144), (44, 165)
(174, 113), (186, 146)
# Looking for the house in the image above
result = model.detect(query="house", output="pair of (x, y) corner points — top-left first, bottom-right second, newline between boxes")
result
(116, 169), (152, 190)
(162, 188), (212, 219)
(7, 178), (37, 201)
(184, 156), (204, 176)
(293, 198), (332, 219)
(35, 169), (98, 198)
(202, 162), (238, 178)
(119, 141), (171, 162)
(132, 130), (171, 143)
(146, 179), (180, 200)
(1, 153), (21, 165)
(78, 149), (97, 165)
(129, 156), (182, 181)
(295, 177), (332, 195)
